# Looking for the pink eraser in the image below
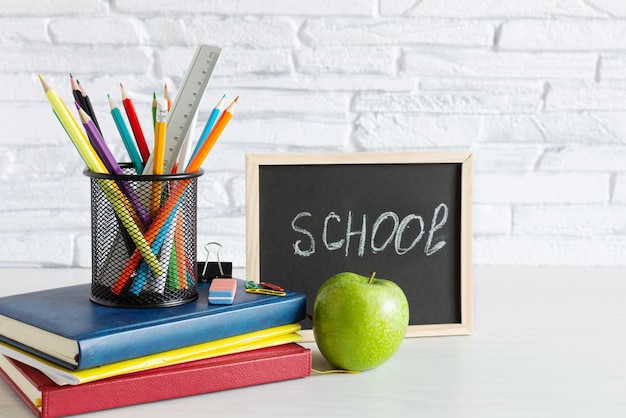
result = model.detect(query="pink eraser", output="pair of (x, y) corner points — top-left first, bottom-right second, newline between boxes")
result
(208, 278), (237, 304)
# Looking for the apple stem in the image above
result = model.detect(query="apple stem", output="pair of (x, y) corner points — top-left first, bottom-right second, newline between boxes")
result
(368, 271), (376, 284)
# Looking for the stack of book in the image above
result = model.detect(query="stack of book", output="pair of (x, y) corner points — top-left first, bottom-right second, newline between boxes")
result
(0, 279), (311, 417)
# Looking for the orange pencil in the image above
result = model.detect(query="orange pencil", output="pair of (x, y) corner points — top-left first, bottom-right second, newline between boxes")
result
(185, 96), (238, 173)
(112, 180), (192, 294)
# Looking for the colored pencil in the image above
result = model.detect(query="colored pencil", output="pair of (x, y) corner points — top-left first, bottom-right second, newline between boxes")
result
(70, 74), (86, 110)
(39, 75), (163, 277)
(108, 94), (144, 173)
(151, 91), (157, 130)
(120, 83), (150, 164)
(77, 104), (150, 226)
(164, 84), (172, 110)
(190, 94), (225, 162)
(76, 78), (101, 133)
(39, 75), (106, 174)
(150, 97), (168, 217)
(153, 97), (168, 175)
(185, 96), (239, 173)
(112, 179), (193, 294)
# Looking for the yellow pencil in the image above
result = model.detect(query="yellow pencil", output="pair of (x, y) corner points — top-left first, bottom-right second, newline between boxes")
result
(39, 75), (164, 277)
(39, 75), (107, 174)
(153, 97), (168, 175)
(150, 97), (168, 217)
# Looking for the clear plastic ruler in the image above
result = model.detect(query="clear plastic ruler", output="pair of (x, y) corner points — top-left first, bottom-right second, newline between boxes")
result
(154, 44), (221, 174)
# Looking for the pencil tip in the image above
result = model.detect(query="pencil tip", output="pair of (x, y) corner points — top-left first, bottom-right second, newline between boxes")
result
(234, 96), (239, 102)
(38, 74), (49, 91)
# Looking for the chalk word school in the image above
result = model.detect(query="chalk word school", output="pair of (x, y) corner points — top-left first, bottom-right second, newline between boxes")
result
(290, 203), (449, 258)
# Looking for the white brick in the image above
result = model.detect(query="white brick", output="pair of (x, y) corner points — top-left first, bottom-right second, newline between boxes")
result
(116, 0), (376, 16)
(222, 75), (416, 92)
(474, 173), (610, 204)
(482, 112), (626, 145)
(228, 174), (246, 209)
(0, 18), (48, 42)
(185, 18), (296, 49)
(0, 210), (89, 233)
(143, 18), (189, 46)
(196, 172), (232, 210)
(0, 180), (90, 210)
(404, 48), (596, 79)
(540, 146), (626, 171)
(381, 0), (605, 18)
(612, 174), (626, 203)
(227, 120), (350, 148)
(599, 54), (626, 80)
(420, 78), (543, 94)
(49, 18), (143, 44)
(585, 1), (626, 16)
(474, 236), (626, 266)
(535, 112), (624, 144)
(354, 91), (540, 114)
(0, 74), (43, 102)
(159, 47), (292, 79)
(2, 45), (152, 75)
(499, 19), (626, 50)
(354, 113), (480, 149)
(473, 145), (542, 171)
(8, 145), (88, 181)
(0, 234), (74, 267)
(473, 204), (512, 235)
(0, 104), (67, 146)
(233, 91), (348, 119)
(294, 46), (397, 75)
(547, 82), (626, 110)
(197, 215), (246, 237)
(480, 115), (546, 144)
(301, 18), (495, 47)
(514, 204), (626, 236)
(75, 233), (92, 268)
(0, 0), (106, 15)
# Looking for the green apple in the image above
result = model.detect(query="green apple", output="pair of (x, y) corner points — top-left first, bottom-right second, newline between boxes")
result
(313, 271), (409, 371)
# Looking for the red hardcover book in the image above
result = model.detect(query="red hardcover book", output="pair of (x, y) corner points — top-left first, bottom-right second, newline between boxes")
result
(0, 343), (311, 418)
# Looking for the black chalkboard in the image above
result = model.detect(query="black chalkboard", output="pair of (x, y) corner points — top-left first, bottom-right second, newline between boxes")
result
(246, 152), (473, 339)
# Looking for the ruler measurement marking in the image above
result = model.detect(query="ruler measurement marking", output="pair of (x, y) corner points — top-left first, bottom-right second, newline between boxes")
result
(161, 46), (221, 173)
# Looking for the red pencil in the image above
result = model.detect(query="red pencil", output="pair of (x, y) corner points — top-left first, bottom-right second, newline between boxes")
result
(120, 83), (150, 164)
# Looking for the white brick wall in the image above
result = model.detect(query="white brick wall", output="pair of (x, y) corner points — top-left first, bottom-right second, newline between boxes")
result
(1, 0), (626, 267)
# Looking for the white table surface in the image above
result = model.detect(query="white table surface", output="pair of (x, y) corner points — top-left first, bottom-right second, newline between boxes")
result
(1, 266), (625, 418)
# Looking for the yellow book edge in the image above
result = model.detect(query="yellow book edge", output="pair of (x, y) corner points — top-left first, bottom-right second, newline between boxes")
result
(0, 323), (302, 386)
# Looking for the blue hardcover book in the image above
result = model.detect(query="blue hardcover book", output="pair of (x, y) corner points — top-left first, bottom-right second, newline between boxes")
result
(0, 279), (306, 371)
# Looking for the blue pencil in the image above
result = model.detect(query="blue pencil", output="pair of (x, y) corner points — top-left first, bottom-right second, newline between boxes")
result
(189, 94), (225, 162)
(108, 94), (144, 173)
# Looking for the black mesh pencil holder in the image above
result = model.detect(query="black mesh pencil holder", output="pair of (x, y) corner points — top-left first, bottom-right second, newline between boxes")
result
(84, 165), (204, 308)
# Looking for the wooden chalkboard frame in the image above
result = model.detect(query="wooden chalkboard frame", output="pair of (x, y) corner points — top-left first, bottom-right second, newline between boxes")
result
(246, 152), (473, 340)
